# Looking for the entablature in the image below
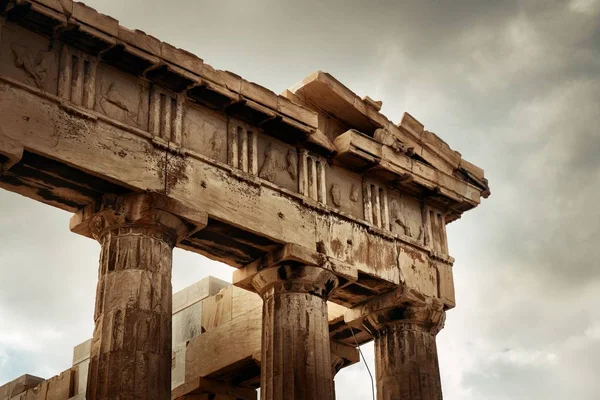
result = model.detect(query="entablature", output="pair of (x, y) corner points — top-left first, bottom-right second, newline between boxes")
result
(1, 0), (326, 151)
(1, 0), (482, 313)
(285, 71), (490, 220)
(1, 0), (487, 223)
(333, 129), (482, 221)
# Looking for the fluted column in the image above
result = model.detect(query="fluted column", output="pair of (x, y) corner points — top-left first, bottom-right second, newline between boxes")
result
(81, 193), (200, 400)
(252, 265), (338, 400)
(364, 301), (445, 400)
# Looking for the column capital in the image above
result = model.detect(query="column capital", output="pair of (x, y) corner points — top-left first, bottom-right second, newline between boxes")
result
(234, 243), (355, 297)
(70, 191), (207, 245)
(364, 300), (445, 336)
(251, 264), (338, 300)
(345, 287), (446, 336)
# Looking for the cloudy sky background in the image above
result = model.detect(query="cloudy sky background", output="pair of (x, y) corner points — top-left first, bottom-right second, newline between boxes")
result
(1, 0), (599, 398)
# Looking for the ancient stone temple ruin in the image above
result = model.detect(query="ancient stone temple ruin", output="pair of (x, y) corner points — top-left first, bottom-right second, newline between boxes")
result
(0, 1), (490, 399)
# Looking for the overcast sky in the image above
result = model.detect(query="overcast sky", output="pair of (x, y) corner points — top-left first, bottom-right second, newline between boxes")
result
(1, 0), (599, 398)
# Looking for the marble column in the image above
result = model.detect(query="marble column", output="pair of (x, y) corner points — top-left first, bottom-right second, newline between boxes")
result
(83, 193), (195, 400)
(366, 301), (445, 400)
(252, 265), (338, 400)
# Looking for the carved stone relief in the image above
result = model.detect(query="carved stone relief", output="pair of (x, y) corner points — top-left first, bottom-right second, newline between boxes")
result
(11, 44), (54, 89)
(94, 64), (149, 130)
(325, 164), (363, 217)
(182, 104), (227, 164)
(209, 132), (225, 160)
(350, 184), (359, 203)
(286, 150), (297, 181)
(256, 135), (297, 192)
(428, 208), (448, 254)
(0, 24), (59, 94)
(101, 83), (134, 120)
(390, 199), (412, 237)
(259, 143), (278, 182)
(330, 184), (342, 207)
(387, 191), (424, 241)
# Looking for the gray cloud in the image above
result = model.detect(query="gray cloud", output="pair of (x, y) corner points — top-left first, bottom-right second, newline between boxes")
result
(1, 0), (599, 398)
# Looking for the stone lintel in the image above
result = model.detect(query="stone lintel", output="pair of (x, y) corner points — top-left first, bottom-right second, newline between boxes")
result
(69, 191), (208, 241)
(232, 243), (357, 294)
(171, 377), (257, 400)
(330, 341), (360, 375)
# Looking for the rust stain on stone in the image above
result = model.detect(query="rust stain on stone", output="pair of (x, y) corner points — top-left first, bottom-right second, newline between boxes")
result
(330, 238), (343, 255)
(156, 154), (166, 190)
(404, 248), (424, 263)
(355, 241), (367, 264)
(167, 154), (188, 192)
(157, 150), (188, 195)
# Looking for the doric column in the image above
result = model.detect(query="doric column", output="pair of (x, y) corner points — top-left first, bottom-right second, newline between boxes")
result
(365, 300), (445, 400)
(252, 265), (338, 400)
(72, 192), (205, 400)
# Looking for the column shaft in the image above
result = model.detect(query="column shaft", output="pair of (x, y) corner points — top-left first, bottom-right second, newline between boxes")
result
(375, 324), (442, 400)
(253, 266), (338, 400)
(87, 226), (174, 400)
